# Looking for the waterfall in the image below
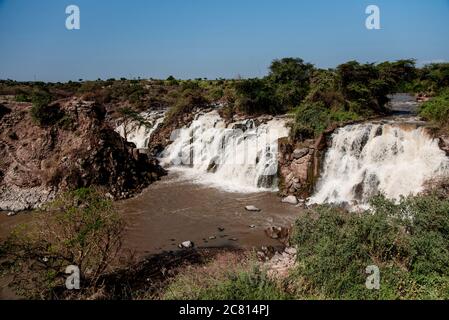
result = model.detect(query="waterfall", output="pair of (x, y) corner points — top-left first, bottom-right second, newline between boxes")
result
(309, 122), (449, 208)
(115, 111), (165, 148)
(161, 111), (290, 192)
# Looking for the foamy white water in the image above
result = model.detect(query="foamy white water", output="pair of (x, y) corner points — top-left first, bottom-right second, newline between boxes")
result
(309, 122), (449, 207)
(116, 111), (165, 148)
(161, 111), (290, 192)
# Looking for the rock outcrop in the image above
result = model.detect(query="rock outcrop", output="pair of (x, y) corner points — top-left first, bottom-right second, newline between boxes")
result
(278, 135), (324, 198)
(439, 134), (449, 156)
(0, 98), (166, 211)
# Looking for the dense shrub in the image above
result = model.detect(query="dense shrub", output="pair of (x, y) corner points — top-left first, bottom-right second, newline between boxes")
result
(377, 59), (417, 92)
(414, 63), (449, 94)
(337, 61), (390, 114)
(234, 79), (280, 115)
(419, 89), (449, 126)
(234, 58), (314, 115)
(290, 194), (449, 299)
(292, 100), (359, 140)
(268, 58), (314, 110)
(15, 93), (31, 102)
(164, 88), (209, 124)
(30, 91), (64, 126)
(1, 188), (124, 299)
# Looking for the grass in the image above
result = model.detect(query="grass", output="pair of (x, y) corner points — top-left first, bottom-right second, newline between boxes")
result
(162, 252), (290, 300)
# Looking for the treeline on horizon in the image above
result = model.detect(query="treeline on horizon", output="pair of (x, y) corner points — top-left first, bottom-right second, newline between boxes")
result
(1, 58), (448, 138)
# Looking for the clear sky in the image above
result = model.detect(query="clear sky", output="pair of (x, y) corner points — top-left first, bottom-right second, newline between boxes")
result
(0, 0), (448, 82)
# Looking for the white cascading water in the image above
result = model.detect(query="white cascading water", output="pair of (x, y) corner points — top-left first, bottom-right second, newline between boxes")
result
(161, 111), (290, 192)
(309, 122), (449, 208)
(115, 111), (165, 148)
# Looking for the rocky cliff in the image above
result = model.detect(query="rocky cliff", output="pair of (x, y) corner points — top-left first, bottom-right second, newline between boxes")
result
(278, 128), (332, 199)
(0, 98), (166, 212)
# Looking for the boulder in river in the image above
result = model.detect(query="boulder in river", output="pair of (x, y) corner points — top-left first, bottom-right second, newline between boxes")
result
(245, 205), (261, 212)
(179, 241), (194, 249)
(282, 195), (298, 205)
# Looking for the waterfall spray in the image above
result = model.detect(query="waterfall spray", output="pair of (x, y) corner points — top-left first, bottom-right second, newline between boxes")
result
(309, 122), (449, 208)
(161, 111), (290, 192)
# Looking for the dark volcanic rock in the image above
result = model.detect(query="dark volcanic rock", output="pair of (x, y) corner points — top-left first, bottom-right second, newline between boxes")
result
(0, 104), (11, 120)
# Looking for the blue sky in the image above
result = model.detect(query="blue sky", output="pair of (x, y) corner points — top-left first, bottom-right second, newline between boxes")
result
(0, 0), (448, 82)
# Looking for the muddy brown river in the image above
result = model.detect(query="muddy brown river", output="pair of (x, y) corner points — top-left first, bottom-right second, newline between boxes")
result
(0, 172), (301, 298)
(0, 173), (301, 257)
(117, 172), (300, 257)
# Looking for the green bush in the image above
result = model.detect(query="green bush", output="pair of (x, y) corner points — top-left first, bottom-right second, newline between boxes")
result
(234, 79), (281, 115)
(290, 194), (449, 299)
(164, 88), (209, 124)
(415, 63), (449, 94)
(2, 188), (124, 299)
(419, 89), (449, 125)
(29, 91), (64, 126)
(15, 93), (31, 102)
(292, 101), (359, 139)
(268, 57), (314, 110)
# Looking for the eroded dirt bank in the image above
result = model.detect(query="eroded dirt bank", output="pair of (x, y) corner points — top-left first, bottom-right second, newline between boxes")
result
(0, 98), (165, 212)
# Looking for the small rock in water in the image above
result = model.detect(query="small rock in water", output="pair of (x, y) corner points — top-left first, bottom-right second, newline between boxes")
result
(209, 236), (217, 240)
(245, 205), (261, 212)
(229, 238), (238, 241)
(282, 195), (298, 205)
(7, 211), (17, 217)
(218, 227), (225, 232)
(249, 225), (256, 229)
(179, 241), (194, 249)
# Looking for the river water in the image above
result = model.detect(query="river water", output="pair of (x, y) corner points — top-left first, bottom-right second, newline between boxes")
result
(0, 172), (299, 257)
(117, 172), (299, 257)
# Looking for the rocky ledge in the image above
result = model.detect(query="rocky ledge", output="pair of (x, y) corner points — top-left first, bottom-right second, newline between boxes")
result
(0, 98), (166, 212)
(278, 130), (329, 198)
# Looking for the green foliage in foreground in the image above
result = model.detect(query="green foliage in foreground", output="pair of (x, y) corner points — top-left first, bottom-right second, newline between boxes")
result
(162, 193), (449, 301)
(165, 266), (290, 300)
(196, 268), (290, 300)
(290, 194), (449, 300)
(419, 89), (449, 126)
(1, 188), (124, 299)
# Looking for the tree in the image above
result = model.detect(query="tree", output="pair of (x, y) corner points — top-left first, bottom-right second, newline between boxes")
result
(268, 58), (314, 110)
(234, 79), (280, 115)
(336, 61), (390, 114)
(377, 59), (416, 91)
(117, 107), (153, 144)
(2, 188), (124, 299)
